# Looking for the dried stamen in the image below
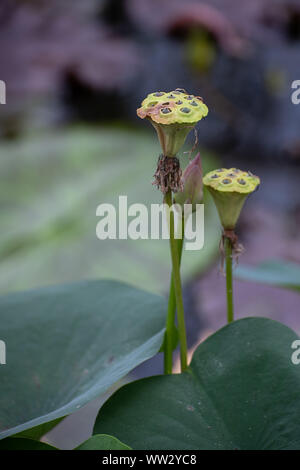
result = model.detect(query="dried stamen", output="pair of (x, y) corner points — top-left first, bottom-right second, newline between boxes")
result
(153, 155), (183, 194)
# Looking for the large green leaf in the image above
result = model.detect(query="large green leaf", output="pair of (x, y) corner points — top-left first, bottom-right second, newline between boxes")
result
(0, 280), (166, 439)
(0, 438), (56, 450)
(14, 418), (65, 440)
(94, 318), (300, 450)
(0, 127), (219, 295)
(76, 434), (131, 450)
(235, 259), (300, 292)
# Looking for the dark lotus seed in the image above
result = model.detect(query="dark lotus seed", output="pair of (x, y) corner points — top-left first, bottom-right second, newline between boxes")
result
(154, 92), (164, 96)
(161, 107), (172, 114)
(185, 95), (193, 100)
(167, 94), (175, 98)
(180, 107), (191, 113)
(227, 173), (236, 177)
(222, 178), (232, 184)
(176, 100), (183, 105)
(238, 179), (246, 185)
(211, 174), (219, 178)
(191, 101), (198, 106)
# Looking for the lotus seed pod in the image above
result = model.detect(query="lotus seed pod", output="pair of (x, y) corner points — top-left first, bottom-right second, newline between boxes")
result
(137, 89), (208, 157)
(203, 168), (260, 230)
(174, 153), (203, 212)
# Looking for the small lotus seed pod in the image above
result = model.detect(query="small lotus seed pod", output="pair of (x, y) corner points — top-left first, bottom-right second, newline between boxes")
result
(203, 168), (260, 230)
(137, 89), (208, 157)
(174, 153), (203, 212)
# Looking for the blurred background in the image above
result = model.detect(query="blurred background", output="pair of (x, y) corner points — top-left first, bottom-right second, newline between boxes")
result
(0, 0), (300, 447)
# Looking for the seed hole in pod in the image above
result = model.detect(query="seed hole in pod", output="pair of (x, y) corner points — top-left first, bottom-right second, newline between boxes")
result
(222, 178), (232, 184)
(185, 95), (193, 100)
(180, 107), (191, 113)
(191, 101), (198, 106)
(227, 173), (236, 177)
(238, 179), (246, 185)
(176, 100), (183, 105)
(148, 101), (158, 107)
(154, 92), (165, 97)
(161, 107), (172, 114)
(167, 94), (175, 98)
(211, 174), (219, 179)
(162, 102), (170, 105)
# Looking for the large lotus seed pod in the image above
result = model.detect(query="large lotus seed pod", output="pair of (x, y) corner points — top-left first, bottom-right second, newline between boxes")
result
(174, 152), (203, 212)
(203, 168), (260, 230)
(137, 89), (208, 157)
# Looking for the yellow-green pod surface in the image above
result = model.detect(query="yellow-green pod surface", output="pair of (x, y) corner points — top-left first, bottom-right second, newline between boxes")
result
(203, 168), (260, 230)
(137, 89), (208, 157)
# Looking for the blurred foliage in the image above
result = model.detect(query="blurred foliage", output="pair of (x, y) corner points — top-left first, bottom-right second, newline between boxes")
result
(0, 126), (220, 294)
(186, 28), (217, 73)
(235, 259), (300, 292)
(2, 0), (300, 160)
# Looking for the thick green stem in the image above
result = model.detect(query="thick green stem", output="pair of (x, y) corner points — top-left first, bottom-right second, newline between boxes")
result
(164, 190), (188, 372)
(164, 220), (184, 374)
(225, 237), (234, 323)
